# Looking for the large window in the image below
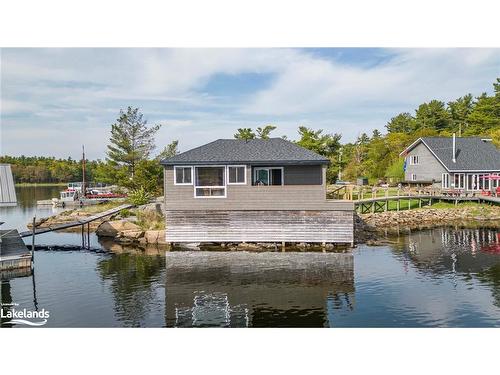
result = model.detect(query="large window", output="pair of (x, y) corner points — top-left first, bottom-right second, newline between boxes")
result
(174, 166), (192, 185)
(227, 166), (246, 184)
(254, 167), (283, 186)
(194, 166), (226, 198)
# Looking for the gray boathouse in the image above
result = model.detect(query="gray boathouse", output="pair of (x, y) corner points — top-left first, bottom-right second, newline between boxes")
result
(161, 138), (354, 245)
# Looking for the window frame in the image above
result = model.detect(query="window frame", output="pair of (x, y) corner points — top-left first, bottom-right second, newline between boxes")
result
(193, 165), (227, 199)
(409, 155), (419, 165)
(174, 166), (193, 185)
(442, 173), (450, 189)
(226, 165), (247, 185)
(253, 167), (284, 186)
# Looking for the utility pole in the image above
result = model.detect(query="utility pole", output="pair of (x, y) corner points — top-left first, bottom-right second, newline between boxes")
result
(82, 145), (86, 198)
(338, 148), (343, 182)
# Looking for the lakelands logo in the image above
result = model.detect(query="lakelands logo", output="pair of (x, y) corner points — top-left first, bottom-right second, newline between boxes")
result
(1, 303), (50, 326)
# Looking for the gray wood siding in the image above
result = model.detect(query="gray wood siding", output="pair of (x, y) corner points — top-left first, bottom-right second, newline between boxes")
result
(405, 142), (447, 182)
(165, 210), (354, 243)
(164, 165), (353, 211)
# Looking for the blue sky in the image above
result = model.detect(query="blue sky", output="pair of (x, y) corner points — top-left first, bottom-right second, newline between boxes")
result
(1, 48), (499, 160)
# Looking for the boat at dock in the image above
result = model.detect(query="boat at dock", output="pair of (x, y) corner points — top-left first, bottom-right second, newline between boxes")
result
(37, 182), (127, 207)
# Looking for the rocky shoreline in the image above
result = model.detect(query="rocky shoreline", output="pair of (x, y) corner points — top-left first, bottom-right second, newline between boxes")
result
(356, 205), (500, 245)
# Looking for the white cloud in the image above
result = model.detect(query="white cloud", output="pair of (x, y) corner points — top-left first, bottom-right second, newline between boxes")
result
(243, 48), (500, 115)
(1, 48), (499, 158)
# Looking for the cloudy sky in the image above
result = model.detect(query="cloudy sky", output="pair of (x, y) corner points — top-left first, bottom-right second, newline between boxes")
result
(1, 48), (499, 160)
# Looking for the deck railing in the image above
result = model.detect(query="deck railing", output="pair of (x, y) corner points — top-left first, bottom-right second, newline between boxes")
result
(326, 184), (496, 201)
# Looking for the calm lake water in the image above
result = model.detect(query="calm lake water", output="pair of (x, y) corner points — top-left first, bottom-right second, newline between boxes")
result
(1, 186), (500, 327)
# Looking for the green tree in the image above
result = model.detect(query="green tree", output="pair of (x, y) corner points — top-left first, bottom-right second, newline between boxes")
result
(107, 107), (161, 178)
(234, 128), (256, 140)
(448, 94), (474, 136)
(295, 126), (342, 183)
(415, 100), (452, 132)
(386, 113), (416, 134)
(256, 125), (277, 139)
(295, 126), (341, 156)
(157, 140), (179, 160)
(467, 79), (500, 135)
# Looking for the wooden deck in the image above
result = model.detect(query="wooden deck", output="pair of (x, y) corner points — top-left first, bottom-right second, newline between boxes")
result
(0, 229), (32, 272)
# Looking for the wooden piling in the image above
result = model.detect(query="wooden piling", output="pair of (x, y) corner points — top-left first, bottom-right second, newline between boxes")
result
(87, 222), (90, 249)
(31, 216), (36, 262)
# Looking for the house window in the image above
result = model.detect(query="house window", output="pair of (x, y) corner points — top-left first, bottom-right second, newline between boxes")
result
(409, 155), (419, 165)
(174, 166), (192, 185)
(492, 174), (500, 189)
(254, 167), (283, 186)
(194, 166), (226, 198)
(442, 173), (450, 189)
(410, 173), (417, 181)
(227, 166), (246, 184)
(454, 173), (465, 189)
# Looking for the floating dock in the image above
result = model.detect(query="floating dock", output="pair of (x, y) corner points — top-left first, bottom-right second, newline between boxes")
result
(0, 229), (32, 274)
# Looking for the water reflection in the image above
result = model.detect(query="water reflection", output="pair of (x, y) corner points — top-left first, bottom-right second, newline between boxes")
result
(392, 227), (500, 277)
(165, 252), (354, 327)
(96, 253), (165, 327)
(1, 268), (33, 328)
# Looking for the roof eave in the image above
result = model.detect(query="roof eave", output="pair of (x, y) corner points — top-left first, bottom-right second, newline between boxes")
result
(160, 160), (330, 166)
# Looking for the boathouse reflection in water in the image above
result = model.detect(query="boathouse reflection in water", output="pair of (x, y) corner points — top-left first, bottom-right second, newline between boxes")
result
(164, 252), (354, 327)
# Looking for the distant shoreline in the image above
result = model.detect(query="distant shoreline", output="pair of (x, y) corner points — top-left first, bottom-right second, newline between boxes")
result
(15, 182), (67, 187)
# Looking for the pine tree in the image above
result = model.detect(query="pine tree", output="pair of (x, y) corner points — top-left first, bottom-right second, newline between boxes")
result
(256, 125), (277, 139)
(234, 128), (256, 140)
(107, 107), (161, 178)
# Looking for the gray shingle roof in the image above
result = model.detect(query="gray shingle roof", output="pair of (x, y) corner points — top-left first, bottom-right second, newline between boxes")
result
(160, 138), (330, 166)
(417, 137), (500, 171)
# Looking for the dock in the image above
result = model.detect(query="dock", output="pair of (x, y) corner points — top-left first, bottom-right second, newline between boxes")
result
(19, 203), (134, 239)
(354, 193), (500, 213)
(327, 185), (500, 214)
(0, 229), (32, 273)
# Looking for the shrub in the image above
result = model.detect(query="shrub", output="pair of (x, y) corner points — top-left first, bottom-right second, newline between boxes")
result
(128, 187), (153, 206)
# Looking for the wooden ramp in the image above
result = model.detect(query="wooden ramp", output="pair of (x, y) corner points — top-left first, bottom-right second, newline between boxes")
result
(19, 203), (134, 238)
(0, 229), (32, 272)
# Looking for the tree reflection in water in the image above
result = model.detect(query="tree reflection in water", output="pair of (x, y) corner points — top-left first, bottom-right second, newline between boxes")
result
(96, 252), (165, 327)
(390, 226), (500, 308)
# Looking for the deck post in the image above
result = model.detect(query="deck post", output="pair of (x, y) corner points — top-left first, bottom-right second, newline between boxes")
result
(397, 198), (400, 211)
(281, 241), (286, 252)
(87, 222), (90, 249)
(408, 198), (411, 210)
(81, 224), (85, 248)
(31, 216), (36, 262)
(419, 198), (422, 208)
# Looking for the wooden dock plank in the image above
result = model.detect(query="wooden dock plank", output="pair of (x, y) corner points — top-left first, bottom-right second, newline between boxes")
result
(19, 203), (134, 237)
(0, 229), (32, 272)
